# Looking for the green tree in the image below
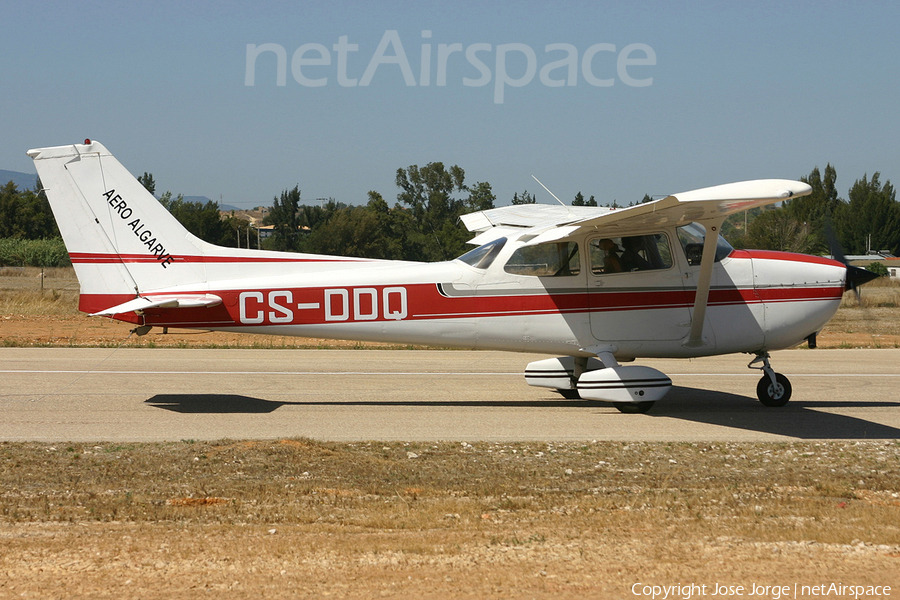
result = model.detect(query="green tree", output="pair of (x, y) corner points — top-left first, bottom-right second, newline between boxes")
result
(266, 185), (303, 252)
(743, 207), (817, 253)
(776, 164), (842, 254)
(305, 205), (378, 258)
(395, 162), (469, 261)
(158, 192), (234, 246)
(512, 190), (536, 205)
(586, 195), (598, 207)
(572, 192), (585, 206)
(464, 181), (496, 213)
(790, 164), (840, 224)
(221, 212), (255, 248)
(833, 173), (900, 255)
(364, 191), (412, 259)
(137, 172), (156, 196)
(396, 163), (466, 224)
(0, 182), (59, 239)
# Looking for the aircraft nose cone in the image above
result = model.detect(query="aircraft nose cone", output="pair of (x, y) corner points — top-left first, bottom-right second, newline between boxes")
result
(846, 265), (880, 291)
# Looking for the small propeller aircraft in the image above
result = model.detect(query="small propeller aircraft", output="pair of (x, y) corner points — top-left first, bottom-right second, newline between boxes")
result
(28, 140), (878, 412)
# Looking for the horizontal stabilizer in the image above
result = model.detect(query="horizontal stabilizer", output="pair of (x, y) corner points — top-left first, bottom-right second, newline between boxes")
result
(91, 294), (223, 317)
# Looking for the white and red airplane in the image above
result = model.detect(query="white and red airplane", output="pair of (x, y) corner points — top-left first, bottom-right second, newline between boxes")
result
(28, 140), (876, 413)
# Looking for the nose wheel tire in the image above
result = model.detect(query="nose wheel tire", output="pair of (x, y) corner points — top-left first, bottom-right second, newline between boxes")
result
(756, 373), (791, 407)
(614, 401), (655, 414)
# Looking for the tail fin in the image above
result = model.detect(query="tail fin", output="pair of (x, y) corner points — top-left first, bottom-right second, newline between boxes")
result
(28, 140), (212, 313)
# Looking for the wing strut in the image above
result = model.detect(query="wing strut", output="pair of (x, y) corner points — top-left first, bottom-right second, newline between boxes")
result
(684, 218), (724, 348)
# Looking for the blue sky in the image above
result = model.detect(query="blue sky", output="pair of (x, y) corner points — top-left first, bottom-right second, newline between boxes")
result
(3, 1), (898, 209)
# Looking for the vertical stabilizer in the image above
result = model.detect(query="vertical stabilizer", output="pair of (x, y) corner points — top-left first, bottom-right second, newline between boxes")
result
(28, 140), (209, 312)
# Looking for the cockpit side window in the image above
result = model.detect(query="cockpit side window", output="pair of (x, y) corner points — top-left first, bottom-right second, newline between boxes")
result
(676, 223), (734, 266)
(589, 234), (673, 275)
(456, 237), (507, 270)
(503, 241), (581, 277)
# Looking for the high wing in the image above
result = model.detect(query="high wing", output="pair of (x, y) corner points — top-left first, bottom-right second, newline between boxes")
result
(462, 179), (813, 349)
(461, 179), (812, 241)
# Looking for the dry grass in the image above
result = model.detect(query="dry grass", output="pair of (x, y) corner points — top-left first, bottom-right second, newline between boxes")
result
(821, 279), (900, 347)
(1, 440), (898, 598)
(840, 276), (900, 309)
(0, 266), (80, 316)
(0, 289), (81, 317)
(2, 439), (897, 540)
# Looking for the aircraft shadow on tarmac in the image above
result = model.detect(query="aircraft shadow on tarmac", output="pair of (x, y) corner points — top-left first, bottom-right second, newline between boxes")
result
(652, 386), (900, 439)
(144, 394), (596, 413)
(145, 387), (900, 440)
(146, 395), (288, 414)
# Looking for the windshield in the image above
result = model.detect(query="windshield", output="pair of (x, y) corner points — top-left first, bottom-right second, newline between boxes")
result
(456, 237), (507, 270)
(676, 223), (734, 266)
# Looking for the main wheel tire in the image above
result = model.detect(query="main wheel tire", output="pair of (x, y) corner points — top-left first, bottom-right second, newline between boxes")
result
(556, 389), (581, 399)
(756, 373), (792, 407)
(615, 401), (655, 414)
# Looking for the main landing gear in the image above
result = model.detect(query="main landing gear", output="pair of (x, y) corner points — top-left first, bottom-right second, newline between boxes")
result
(749, 352), (792, 407)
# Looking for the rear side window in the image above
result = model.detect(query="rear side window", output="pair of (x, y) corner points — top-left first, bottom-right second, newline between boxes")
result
(504, 241), (581, 277)
(589, 234), (673, 274)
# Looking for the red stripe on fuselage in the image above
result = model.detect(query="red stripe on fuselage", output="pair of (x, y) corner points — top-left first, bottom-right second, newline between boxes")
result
(734, 249), (844, 268)
(80, 281), (844, 329)
(68, 252), (370, 264)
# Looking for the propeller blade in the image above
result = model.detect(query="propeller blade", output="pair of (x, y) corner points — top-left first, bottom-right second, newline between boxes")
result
(824, 220), (846, 265)
(846, 264), (879, 292)
(823, 219), (879, 298)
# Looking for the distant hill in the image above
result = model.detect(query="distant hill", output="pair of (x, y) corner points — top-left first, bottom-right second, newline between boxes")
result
(0, 169), (38, 191)
(164, 196), (243, 210)
(183, 199), (253, 212)
(182, 195), (214, 205)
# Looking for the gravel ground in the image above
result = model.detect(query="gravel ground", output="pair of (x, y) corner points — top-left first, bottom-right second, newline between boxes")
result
(0, 440), (898, 599)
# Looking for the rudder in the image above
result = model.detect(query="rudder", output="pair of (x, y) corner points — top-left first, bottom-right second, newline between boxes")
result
(28, 140), (210, 313)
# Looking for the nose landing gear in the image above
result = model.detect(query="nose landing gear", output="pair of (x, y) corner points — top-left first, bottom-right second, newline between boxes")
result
(749, 353), (792, 407)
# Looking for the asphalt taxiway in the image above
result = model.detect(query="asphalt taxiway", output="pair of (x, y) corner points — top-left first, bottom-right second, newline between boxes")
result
(1, 348), (899, 442)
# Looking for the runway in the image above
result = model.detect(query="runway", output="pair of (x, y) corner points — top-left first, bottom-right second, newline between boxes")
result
(1, 347), (899, 442)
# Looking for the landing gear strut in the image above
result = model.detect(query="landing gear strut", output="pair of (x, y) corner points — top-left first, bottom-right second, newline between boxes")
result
(749, 352), (792, 407)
